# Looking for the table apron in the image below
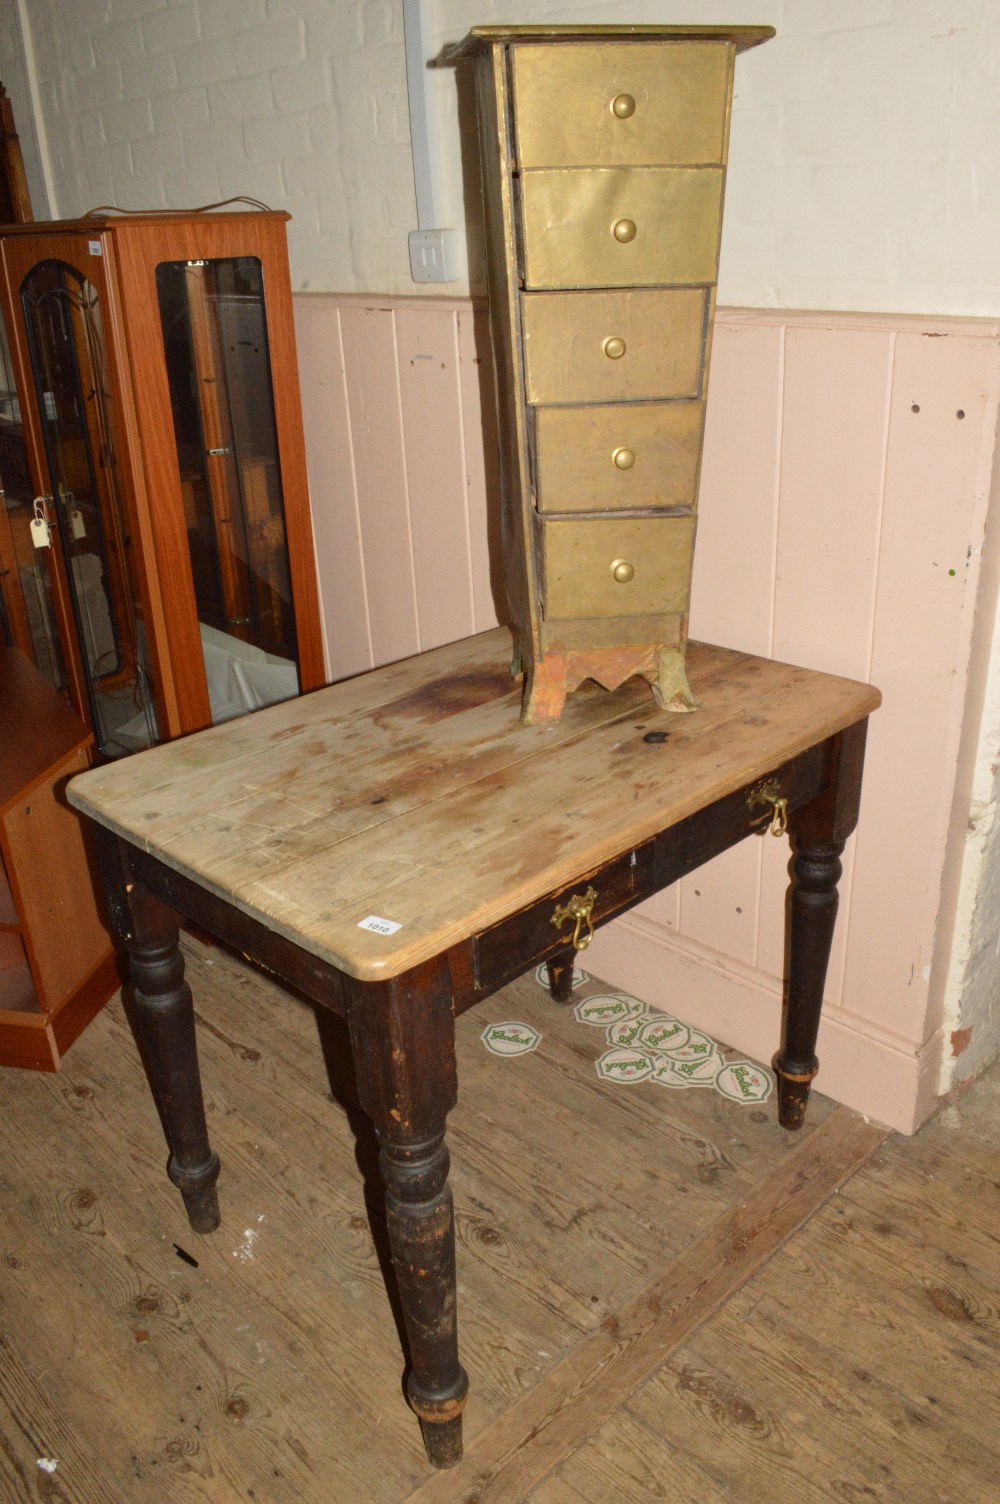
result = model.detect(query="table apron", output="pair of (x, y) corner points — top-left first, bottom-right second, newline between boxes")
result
(462, 737), (832, 1009)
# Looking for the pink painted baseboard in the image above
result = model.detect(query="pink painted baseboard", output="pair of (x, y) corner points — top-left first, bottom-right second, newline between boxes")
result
(293, 293), (1000, 1132)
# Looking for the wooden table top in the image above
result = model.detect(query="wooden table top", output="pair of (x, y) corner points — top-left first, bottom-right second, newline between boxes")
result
(67, 629), (880, 982)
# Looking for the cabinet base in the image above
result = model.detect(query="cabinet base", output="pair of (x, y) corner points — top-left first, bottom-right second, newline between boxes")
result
(521, 644), (696, 724)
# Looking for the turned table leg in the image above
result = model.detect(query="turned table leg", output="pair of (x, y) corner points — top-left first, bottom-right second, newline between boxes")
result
(775, 837), (844, 1129)
(347, 959), (469, 1468)
(776, 719), (870, 1130)
(94, 833), (220, 1232)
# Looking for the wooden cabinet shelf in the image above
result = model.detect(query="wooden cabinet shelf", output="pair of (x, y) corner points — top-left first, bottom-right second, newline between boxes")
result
(0, 648), (116, 1068)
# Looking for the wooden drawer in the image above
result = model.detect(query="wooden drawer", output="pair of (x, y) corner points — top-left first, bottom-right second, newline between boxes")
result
(472, 842), (654, 998)
(541, 515), (695, 619)
(534, 400), (704, 514)
(511, 41), (733, 168)
(522, 288), (706, 405)
(520, 166), (723, 289)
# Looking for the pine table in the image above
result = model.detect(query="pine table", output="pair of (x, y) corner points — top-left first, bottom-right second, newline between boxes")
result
(68, 627), (880, 1469)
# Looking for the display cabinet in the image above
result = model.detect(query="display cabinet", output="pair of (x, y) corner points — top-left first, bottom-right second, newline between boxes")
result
(0, 648), (116, 1069)
(452, 25), (773, 722)
(0, 208), (323, 756)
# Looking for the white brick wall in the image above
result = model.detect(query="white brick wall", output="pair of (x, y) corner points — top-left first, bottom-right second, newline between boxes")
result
(2, 0), (1000, 309)
(5, 0), (415, 291)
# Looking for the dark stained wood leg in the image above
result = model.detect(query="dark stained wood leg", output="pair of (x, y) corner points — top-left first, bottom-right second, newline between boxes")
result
(125, 898), (221, 1233)
(91, 829), (220, 1232)
(778, 718), (871, 1131)
(346, 958), (468, 1468)
(545, 943), (576, 1003)
(775, 837), (844, 1129)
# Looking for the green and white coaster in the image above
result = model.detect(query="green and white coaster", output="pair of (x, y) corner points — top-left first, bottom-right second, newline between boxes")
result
(595, 1047), (655, 1084)
(660, 1028), (716, 1063)
(534, 962), (589, 990)
(574, 993), (645, 1027)
(715, 1060), (773, 1103)
(606, 1015), (649, 1047)
(651, 1054), (720, 1089)
(635, 1016), (691, 1054)
(481, 1021), (541, 1057)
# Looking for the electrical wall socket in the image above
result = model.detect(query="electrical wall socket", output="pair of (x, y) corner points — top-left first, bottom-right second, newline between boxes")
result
(408, 228), (460, 284)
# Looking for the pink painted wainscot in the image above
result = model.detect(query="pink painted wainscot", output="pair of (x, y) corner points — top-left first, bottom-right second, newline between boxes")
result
(293, 294), (1000, 1133)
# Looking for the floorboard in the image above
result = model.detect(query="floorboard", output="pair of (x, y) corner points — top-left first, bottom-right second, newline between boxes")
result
(0, 938), (995, 1504)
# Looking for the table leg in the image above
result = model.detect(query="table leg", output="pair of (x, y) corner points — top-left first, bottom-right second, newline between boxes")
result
(94, 833), (220, 1233)
(777, 720), (870, 1130)
(545, 943), (577, 1003)
(776, 837), (845, 1129)
(346, 959), (469, 1469)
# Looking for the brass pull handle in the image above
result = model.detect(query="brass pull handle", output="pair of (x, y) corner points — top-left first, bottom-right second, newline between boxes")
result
(603, 335), (626, 360)
(611, 93), (636, 119)
(612, 446), (635, 470)
(612, 218), (637, 243)
(551, 885), (597, 951)
(747, 778), (788, 837)
(611, 559), (635, 583)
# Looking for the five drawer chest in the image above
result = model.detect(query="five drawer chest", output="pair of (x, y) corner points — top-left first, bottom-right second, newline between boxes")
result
(450, 25), (774, 722)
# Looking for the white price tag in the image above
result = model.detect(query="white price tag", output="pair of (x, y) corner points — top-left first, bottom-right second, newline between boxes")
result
(70, 508), (86, 539)
(358, 915), (403, 936)
(29, 515), (50, 549)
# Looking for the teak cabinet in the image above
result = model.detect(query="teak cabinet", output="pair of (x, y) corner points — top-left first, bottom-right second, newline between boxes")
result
(452, 25), (773, 722)
(0, 648), (116, 1069)
(0, 209), (323, 757)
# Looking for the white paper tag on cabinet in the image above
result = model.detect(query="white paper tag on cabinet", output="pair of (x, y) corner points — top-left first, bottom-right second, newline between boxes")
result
(29, 516), (50, 548)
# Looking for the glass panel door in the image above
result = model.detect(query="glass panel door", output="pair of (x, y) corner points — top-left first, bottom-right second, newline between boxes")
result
(0, 298), (65, 689)
(155, 256), (300, 725)
(20, 259), (158, 755)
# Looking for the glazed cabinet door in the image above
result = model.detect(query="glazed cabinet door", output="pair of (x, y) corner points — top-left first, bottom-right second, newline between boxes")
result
(0, 232), (167, 756)
(0, 268), (80, 711)
(111, 215), (324, 736)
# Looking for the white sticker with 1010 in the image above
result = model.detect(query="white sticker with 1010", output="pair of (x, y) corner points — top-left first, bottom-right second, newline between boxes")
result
(358, 915), (403, 936)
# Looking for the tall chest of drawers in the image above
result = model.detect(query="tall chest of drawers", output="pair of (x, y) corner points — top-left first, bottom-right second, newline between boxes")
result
(452, 25), (773, 722)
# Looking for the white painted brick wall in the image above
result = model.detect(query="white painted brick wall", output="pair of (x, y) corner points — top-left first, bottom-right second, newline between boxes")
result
(3, 0), (413, 289)
(2, 0), (999, 309)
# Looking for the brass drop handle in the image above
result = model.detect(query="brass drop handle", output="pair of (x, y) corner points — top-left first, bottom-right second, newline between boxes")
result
(612, 218), (637, 243)
(747, 778), (788, 837)
(611, 558), (635, 584)
(611, 93), (636, 118)
(551, 885), (597, 951)
(612, 446), (635, 470)
(603, 335), (626, 360)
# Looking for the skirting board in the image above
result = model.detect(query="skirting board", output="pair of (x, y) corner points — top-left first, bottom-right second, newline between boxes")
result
(585, 913), (942, 1134)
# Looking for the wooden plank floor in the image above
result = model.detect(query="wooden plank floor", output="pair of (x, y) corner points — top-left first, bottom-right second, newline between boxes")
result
(0, 941), (995, 1503)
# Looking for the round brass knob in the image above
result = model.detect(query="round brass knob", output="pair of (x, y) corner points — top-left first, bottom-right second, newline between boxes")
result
(611, 559), (635, 584)
(611, 93), (636, 119)
(612, 446), (635, 470)
(603, 335), (626, 360)
(612, 218), (637, 244)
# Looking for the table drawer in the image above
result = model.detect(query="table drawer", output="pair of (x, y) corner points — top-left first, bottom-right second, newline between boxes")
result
(534, 400), (704, 514)
(522, 288), (706, 406)
(520, 166), (723, 290)
(511, 41), (732, 168)
(541, 515), (695, 620)
(472, 843), (652, 997)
